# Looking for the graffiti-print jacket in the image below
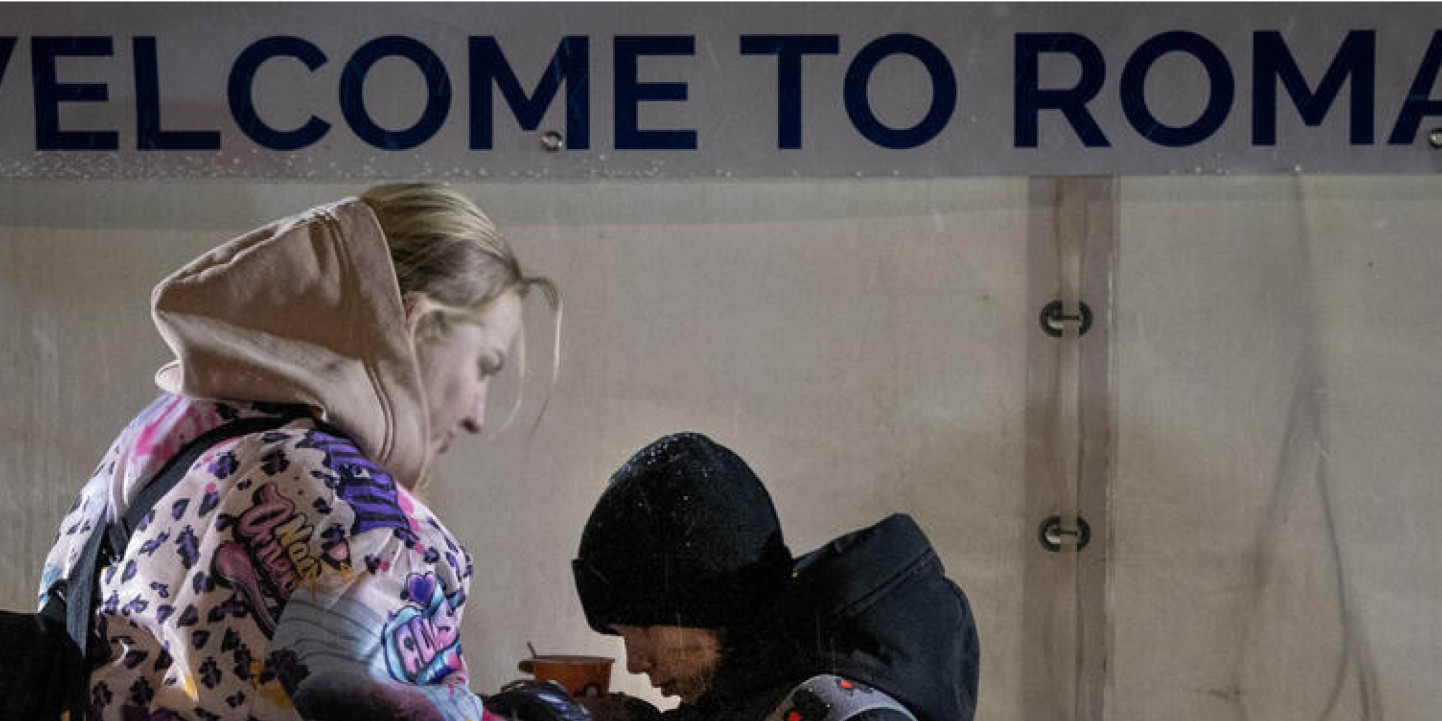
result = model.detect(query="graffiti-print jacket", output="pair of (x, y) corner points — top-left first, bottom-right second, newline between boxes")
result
(38, 199), (501, 720)
(42, 395), (488, 719)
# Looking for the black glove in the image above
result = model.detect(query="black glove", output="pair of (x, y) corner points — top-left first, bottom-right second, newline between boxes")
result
(619, 696), (661, 721)
(577, 693), (662, 721)
(485, 680), (593, 721)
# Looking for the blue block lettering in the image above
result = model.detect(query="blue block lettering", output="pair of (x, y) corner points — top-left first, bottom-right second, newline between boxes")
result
(0, 37), (15, 94)
(1014, 33), (1109, 148)
(1120, 31), (1234, 147)
(1253, 30), (1375, 145)
(1388, 30), (1442, 145)
(134, 37), (221, 150)
(228, 36), (330, 151)
(341, 36), (451, 151)
(844, 34), (956, 149)
(740, 34), (840, 149)
(469, 36), (589, 150)
(614, 36), (696, 150)
(31, 36), (119, 151)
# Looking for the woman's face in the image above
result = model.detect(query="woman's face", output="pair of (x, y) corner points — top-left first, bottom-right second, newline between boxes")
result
(412, 291), (522, 456)
(612, 624), (723, 704)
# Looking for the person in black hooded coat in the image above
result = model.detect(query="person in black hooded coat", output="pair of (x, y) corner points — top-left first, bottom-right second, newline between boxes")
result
(572, 433), (980, 721)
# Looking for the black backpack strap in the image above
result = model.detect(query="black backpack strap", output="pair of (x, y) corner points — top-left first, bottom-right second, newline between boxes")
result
(62, 514), (110, 659)
(65, 413), (303, 659)
(763, 675), (917, 721)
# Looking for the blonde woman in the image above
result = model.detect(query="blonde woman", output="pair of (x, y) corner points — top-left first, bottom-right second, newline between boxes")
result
(36, 185), (568, 720)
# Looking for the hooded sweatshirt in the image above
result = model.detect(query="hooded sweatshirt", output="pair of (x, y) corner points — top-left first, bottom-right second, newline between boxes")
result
(38, 199), (497, 720)
(663, 515), (980, 721)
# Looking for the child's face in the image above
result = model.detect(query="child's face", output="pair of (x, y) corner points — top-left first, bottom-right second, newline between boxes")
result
(612, 624), (723, 703)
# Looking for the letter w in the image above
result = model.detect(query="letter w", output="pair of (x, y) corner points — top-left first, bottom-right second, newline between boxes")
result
(0, 38), (15, 94)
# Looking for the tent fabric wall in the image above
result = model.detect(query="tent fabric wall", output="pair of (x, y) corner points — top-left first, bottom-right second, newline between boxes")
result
(1112, 176), (1441, 721)
(1, 176), (1438, 719)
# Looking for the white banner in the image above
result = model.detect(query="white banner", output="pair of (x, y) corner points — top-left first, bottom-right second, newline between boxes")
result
(1, 2), (1440, 179)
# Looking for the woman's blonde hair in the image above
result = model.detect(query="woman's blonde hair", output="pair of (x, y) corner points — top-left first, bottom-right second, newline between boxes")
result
(361, 183), (561, 435)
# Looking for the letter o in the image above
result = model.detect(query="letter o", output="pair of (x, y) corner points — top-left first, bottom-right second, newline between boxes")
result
(340, 36), (452, 151)
(844, 34), (956, 149)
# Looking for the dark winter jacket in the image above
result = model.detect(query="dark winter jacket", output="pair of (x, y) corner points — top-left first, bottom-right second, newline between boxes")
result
(661, 514), (980, 721)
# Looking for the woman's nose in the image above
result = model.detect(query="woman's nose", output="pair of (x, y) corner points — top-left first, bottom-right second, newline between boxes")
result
(462, 381), (489, 433)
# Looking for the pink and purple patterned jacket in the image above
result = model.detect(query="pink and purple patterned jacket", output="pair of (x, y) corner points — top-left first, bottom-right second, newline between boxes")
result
(39, 199), (502, 720)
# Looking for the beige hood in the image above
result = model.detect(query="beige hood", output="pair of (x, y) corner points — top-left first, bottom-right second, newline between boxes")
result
(152, 198), (431, 488)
